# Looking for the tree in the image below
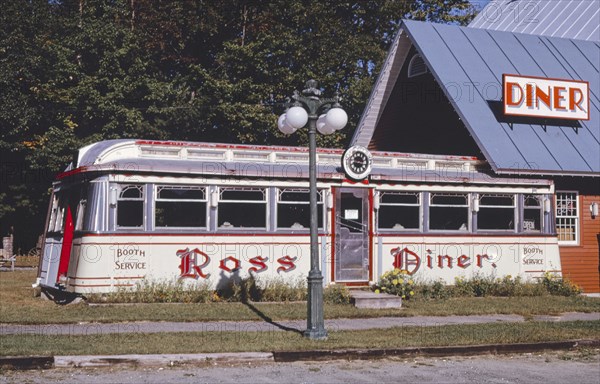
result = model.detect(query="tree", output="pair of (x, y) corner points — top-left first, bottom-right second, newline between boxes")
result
(0, 0), (476, 248)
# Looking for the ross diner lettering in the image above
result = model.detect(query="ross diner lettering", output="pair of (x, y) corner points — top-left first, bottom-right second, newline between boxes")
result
(176, 248), (297, 279)
(391, 247), (496, 275)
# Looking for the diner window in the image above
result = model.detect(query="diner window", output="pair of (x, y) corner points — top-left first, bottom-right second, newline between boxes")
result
(75, 197), (87, 231)
(378, 192), (420, 230)
(555, 192), (578, 244)
(117, 184), (144, 228)
(47, 194), (65, 233)
(523, 195), (542, 232)
(477, 194), (515, 231)
(155, 186), (206, 228)
(277, 189), (323, 229)
(218, 187), (267, 229)
(429, 193), (469, 231)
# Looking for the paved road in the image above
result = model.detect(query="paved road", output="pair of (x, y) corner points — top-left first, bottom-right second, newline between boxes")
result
(1, 351), (598, 384)
(2, 312), (599, 336)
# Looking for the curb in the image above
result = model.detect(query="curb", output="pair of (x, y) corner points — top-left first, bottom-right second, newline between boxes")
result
(272, 339), (600, 362)
(0, 356), (54, 370)
(1, 340), (598, 370)
(54, 352), (274, 368)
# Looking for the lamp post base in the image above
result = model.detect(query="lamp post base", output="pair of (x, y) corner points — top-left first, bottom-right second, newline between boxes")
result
(305, 272), (328, 340)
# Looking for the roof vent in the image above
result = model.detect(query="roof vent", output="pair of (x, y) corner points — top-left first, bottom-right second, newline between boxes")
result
(408, 54), (428, 78)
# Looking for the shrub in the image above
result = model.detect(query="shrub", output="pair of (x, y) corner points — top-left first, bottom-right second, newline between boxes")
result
(372, 269), (415, 300)
(414, 279), (451, 300)
(323, 284), (351, 304)
(259, 276), (307, 302)
(540, 272), (582, 296)
(216, 275), (307, 302)
(86, 279), (214, 304)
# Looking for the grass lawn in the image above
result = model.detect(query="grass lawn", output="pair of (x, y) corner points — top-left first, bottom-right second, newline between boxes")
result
(1, 321), (598, 356)
(2, 270), (600, 325)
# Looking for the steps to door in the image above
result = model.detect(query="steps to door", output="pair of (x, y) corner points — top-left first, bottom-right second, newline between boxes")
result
(349, 290), (402, 309)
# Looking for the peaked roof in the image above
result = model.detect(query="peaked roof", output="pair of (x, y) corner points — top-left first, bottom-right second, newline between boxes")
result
(351, 19), (600, 177)
(470, 0), (600, 42)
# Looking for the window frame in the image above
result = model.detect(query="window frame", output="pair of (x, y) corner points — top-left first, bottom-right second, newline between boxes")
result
(115, 184), (145, 230)
(521, 194), (545, 233)
(216, 186), (268, 231)
(376, 191), (421, 232)
(555, 191), (579, 245)
(475, 193), (517, 233)
(275, 188), (325, 232)
(154, 185), (208, 230)
(428, 192), (470, 232)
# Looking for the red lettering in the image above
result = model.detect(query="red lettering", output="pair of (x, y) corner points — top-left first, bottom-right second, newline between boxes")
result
(505, 82), (523, 106)
(219, 256), (241, 273)
(392, 248), (421, 275)
(437, 255), (453, 268)
(177, 248), (210, 279)
(535, 85), (551, 109)
(248, 256), (268, 273)
(553, 86), (566, 110)
(277, 256), (297, 273)
(457, 255), (471, 268)
(476, 254), (490, 268)
(526, 83), (534, 107)
(569, 87), (584, 111)
(391, 247), (402, 269)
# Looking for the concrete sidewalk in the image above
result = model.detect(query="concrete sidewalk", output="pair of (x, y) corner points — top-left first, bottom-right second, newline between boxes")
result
(1, 313), (599, 370)
(1, 312), (599, 336)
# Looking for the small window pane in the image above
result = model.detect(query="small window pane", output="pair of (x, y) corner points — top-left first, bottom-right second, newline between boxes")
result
(523, 195), (542, 232)
(218, 188), (266, 229)
(478, 194), (515, 231)
(221, 189), (265, 201)
(556, 192), (578, 243)
(155, 186), (206, 228)
(381, 193), (418, 205)
(378, 192), (420, 230)
(277, 189), (323, 229)
(430, 193), (468, 231)
(379, 206), (420, 229)
(117, 185), (144, 228)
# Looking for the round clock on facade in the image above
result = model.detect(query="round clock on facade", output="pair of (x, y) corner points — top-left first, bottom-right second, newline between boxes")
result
(342, 145), (373, 181)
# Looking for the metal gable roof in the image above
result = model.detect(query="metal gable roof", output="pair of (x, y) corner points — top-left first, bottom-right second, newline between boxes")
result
(354, 19), (599, 177)
(469, 0), (600, 42)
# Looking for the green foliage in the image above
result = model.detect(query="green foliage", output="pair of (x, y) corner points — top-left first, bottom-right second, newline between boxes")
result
(372, 268), (416, 299)
(323, 284), (352, 304)
(0, 0), (477, 247)
(540, 272), (582, 296)
(375, 270), (582, 300)
(86, 276), (355, 304)
(415, 279), (452, 300)
(217, 275), (307, 303)
(86, 279), (214, 304)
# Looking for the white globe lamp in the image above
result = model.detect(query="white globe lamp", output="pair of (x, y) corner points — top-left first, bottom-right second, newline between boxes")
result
(277, 113), (296, 134)
(316, 114), (335, 135)
(285, 106), (309, 129)
(325, 107), (348, 131)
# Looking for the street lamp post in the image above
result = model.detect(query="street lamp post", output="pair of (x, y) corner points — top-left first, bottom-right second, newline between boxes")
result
(278, 80), (348, 340)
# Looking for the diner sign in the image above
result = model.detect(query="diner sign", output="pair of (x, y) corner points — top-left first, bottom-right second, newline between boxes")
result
(503, 74), (589, 120)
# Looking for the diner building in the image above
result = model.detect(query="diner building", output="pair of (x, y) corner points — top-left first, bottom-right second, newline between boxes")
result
(351, 0), (600, 292)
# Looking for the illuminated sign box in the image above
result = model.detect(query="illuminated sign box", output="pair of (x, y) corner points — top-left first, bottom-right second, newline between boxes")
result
(503, 74), (590, 121)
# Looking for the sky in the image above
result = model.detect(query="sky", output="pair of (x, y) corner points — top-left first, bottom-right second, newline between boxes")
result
(470, 0), (492, 11)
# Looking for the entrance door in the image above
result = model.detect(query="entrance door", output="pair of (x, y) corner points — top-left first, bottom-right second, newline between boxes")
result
(334, 188), (370, 282)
